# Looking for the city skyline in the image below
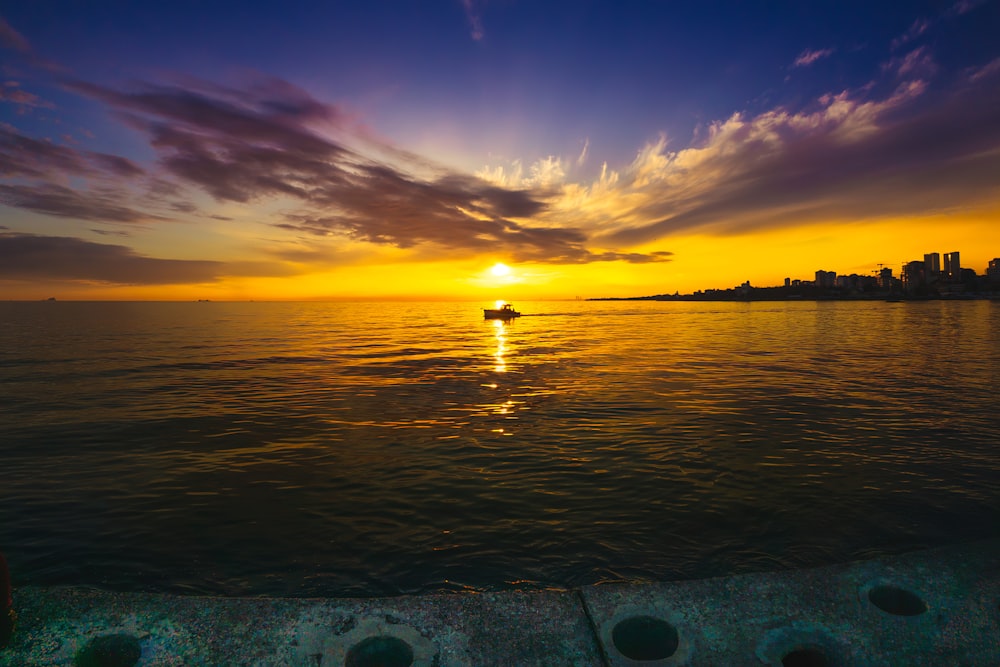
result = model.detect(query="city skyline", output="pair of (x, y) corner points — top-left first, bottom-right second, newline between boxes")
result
(601, 246), (1000, 300)
(2, 2), (1000, 300)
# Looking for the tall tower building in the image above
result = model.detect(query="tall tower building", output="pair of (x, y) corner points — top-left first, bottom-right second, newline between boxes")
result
(944, 251), (961, 279)
(924, 252), (941, 276)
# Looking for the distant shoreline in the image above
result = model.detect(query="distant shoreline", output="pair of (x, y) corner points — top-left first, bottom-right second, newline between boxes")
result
(590, 293), (1000, 302)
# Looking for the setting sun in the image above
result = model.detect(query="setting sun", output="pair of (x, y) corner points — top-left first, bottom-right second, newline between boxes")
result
(490, 263), (512, 277)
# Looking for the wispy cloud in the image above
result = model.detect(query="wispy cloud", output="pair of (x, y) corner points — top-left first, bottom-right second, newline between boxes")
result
(0, 14), (62, 72)
(0, 183), (156, 222)
(576, 138), (590, 167)
(0, 17), (31, 53)
(892, 18), (931, 50)
(968, 56), (1000, 82)
(792, 48), (834, 68)
(0, 122), (154, 222)
(0, 81), (53, 110)
(883, 46), (936, 78)
(949, 0), (988, 15)
(460, 0), (485, 41)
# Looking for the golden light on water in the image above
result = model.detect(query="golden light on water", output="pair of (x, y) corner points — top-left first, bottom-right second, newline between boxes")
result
(492, 318), (508, 373)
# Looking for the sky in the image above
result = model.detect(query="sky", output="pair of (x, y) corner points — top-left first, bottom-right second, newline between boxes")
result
(2, 1), (999, 301)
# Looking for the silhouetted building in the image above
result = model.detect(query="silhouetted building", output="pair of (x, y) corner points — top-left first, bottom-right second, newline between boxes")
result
(879, 267), (894, 290)
(988, 258), (1000, 283)
(902, 260), (925, 293)
(815, 270), (836, 288)
(924, 253), (941, 277)
(944, 251), (961, 279)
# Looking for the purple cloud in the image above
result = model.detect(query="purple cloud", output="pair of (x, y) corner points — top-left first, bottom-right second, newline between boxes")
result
(793, 48), (834, 68)
(0, 183), (155, 223)
(66, 75), (671, 264)
(0, 81), (54, 109)
(87, 152), (144, 178)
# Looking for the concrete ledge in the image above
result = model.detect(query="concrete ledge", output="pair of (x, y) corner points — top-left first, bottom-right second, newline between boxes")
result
(2, 540), (998, 666)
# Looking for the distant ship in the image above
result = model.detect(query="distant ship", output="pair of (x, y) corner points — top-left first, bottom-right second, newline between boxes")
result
(483, 303), (521, 319)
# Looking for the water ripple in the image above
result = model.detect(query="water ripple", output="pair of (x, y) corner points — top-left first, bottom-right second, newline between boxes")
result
(1, 300), (998, 596)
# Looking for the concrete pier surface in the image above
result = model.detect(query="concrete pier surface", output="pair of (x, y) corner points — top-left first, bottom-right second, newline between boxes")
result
(2, 539), (998, 666)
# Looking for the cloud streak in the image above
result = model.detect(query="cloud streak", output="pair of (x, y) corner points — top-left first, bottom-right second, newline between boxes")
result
(0, 232), (297, 284)
(0, 17), (31, 53)
(0, 232), (223, 284)
(792, 48), (834, 68)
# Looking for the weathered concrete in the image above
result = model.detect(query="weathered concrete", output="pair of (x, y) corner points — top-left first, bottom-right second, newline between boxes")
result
(2, 540), (998, 666)
(583, 540), (1000, 666)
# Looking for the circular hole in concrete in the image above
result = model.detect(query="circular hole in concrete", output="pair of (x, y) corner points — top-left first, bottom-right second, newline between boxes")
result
(782, 647), (830, 667)
(74, 633), (142, 667)
(868, 585), (927, 616)
(345, 635), (414, 667)
(611, 614), (679, 661)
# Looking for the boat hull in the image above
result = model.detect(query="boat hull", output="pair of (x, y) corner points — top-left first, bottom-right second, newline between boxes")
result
(483, 309), (520, 319)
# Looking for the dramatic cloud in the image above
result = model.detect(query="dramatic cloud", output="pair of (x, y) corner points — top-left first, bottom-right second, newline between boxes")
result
(474, 71), (1000, 249)
(580, 81), (1000, 246)
(4, 50), (997, 279)
(64, 75), (671, 264)
(793, 48), (834, 68)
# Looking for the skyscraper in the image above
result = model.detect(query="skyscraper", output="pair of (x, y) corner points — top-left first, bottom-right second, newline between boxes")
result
(924, 252), (941, 276)
(944, 251), (961, 279)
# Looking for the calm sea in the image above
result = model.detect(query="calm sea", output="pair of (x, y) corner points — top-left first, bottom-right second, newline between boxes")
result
(1, 300), (998, 597)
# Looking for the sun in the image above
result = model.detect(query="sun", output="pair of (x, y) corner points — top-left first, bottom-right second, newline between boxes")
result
(490, 262), (512, 277)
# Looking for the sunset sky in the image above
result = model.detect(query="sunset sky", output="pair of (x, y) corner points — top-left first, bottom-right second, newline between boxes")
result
(2, 1), (999, 300)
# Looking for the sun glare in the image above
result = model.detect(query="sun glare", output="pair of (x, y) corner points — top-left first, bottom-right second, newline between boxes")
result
(490, 262), (512, 277)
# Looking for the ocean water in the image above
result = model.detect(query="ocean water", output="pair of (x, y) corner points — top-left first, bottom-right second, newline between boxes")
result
(1, 299), (998, 597)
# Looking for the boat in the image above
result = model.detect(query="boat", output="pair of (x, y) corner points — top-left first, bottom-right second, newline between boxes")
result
(483, 303), (521, 319)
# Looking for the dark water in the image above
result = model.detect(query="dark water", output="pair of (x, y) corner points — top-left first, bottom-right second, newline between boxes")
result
(1, 300), (998, 597)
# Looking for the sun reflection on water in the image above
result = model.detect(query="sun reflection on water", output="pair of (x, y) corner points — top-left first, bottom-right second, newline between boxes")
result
(492, 318), (507, 373)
